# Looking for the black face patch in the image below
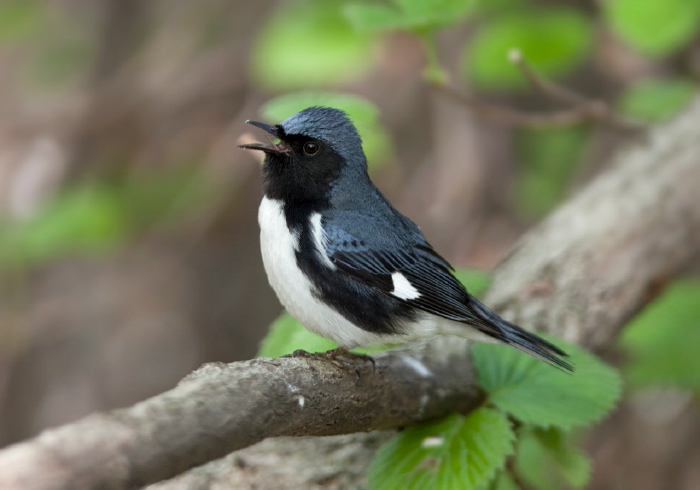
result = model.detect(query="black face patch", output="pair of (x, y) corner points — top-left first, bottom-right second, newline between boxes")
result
(262, 136), (346, 205)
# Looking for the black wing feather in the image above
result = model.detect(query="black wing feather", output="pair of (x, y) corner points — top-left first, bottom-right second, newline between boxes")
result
(322, 220), (572, 371)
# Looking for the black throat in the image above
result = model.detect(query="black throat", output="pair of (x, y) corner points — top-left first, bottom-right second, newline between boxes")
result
(261, 139), (346, 207)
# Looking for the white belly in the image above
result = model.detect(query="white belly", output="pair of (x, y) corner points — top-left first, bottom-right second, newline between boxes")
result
(257, 197), (496, 349)
(258, 197), (391, 348)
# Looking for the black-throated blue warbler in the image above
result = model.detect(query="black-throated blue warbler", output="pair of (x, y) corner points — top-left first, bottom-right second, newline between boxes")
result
(240, 106), (571, 370)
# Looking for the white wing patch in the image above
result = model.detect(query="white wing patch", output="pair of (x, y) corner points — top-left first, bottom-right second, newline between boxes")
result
(309, 212), (336, 270)
(390, 272), (421, 300)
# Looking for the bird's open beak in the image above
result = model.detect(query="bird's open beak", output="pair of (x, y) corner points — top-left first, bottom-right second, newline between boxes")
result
(239, 120), (290, 154)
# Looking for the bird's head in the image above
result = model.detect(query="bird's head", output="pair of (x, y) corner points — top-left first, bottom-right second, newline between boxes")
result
(240, 107), (368, 203)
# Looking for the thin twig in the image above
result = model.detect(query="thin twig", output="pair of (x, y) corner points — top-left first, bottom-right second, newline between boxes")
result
(508, 49), (641, 130)
(434, 83), (608, 128)
(433, 50), (644, 130)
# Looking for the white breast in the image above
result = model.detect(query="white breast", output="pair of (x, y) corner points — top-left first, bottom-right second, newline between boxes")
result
(258, 197), (391, 348)
(257, 197), (496, 349)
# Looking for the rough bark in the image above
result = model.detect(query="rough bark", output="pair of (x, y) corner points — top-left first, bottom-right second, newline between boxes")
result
(1, 97), (699, 489)
(0, 339), (481, 490)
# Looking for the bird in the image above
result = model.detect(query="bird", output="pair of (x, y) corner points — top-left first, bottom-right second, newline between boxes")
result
(240, 106), (572, 371)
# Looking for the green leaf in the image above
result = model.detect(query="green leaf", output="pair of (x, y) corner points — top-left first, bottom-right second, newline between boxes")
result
(621, 279), (700, 392)
(454, 268), (491, 299)
(368, 409), (514, 490)
(473, 338), (622, 430)
(257, 312), (337, 358)
(344, 3), (407, 32)
(251, 0), (376, 91)
(473, 0), (526, 15)
(345, 0), (475, 33)
(463, 9), (593, 91)
(0, 186), (129, 267)
(489, 472), (518, 490)
(0, 0), (45, 43)
(514, 428), (591, 490)
(395, 0), (476, 30)
(261, 91), (392, 167)
(603, 0), (700, 57)
(619, 79), (697, 123)
(514, 127), (589, 219)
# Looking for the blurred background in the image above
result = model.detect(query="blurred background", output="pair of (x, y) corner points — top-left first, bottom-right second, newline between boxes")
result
(0, 0), (698, 488)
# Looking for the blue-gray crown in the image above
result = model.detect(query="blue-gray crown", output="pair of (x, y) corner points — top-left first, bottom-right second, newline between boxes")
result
(279, 106), (364, 158)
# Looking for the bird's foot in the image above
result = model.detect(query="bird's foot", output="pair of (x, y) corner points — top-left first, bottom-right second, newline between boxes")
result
(283, 348), (376, 381)
(284, 349), (314, 358)
(322, 347), (376, 374)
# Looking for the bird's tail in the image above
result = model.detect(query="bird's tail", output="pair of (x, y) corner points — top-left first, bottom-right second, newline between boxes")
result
(469, 297), (573, 372)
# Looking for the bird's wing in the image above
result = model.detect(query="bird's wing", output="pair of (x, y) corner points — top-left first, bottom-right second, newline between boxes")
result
(321, 214), (573, 371)
(321, 218), (484, 324)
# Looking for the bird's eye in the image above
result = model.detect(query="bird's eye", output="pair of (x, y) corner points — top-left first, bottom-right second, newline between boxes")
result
(303, 141), (320, 155)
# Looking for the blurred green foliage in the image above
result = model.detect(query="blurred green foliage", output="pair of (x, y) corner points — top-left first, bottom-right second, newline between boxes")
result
(603, 0), (700, 57)
(463, 9), (593, 91)
(619, 79), (698, 123)
(0, 0), (45, 42)
(514, 428), (590, 490)
(0, 169), (209, 269)
(514, 127), (588, 218)
(0, 186), (129, 266)
(621, 279), (700, 393)
(345, 0), (476, 33)
(251, 0), (376, 91)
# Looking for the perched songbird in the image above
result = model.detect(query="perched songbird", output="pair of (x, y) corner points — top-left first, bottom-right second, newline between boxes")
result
(240, 107), (571, 370)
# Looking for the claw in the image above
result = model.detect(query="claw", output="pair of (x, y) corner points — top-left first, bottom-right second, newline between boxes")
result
(282, 349), (313, 358)
(283, 348), (376, 379)
(322, 348), (376, 376)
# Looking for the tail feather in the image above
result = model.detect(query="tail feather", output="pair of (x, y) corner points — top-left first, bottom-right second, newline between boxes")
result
(469, 297), (573, 372)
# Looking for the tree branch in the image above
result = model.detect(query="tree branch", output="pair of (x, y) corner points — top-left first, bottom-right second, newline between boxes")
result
(2, 97), (700, 489)
(0, 339), (482, 490)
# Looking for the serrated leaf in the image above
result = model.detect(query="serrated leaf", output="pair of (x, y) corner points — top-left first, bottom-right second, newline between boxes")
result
(257, 312), (337, 358)
(473, 338), (622, 430)
(621, 279), (700, 392)
(514, 428), (591, 489)
(603, 0), (700, 57)
(619, 79), (697, 123)
(463, 10), (592, 91)
(454, 268), (491, 299)
(251, 0), (376, 91)
(261, 91), (392, 167)
(368, 409), (514, 490)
